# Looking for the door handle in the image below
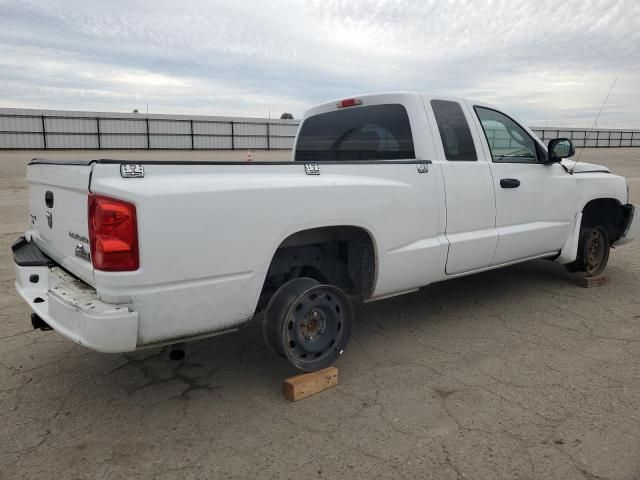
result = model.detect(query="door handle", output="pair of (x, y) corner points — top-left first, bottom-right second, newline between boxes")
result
(500, 178), (520, 189)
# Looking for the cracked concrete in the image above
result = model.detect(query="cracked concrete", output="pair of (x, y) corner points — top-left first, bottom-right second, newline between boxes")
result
(1, 149), (639, 479)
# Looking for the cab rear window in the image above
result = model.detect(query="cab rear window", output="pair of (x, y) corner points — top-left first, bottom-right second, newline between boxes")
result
(294, 104), (415, 161)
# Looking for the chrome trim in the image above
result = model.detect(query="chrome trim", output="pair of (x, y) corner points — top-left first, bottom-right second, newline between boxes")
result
(120, 163), (145, 178)
(304, 163), (321, 175)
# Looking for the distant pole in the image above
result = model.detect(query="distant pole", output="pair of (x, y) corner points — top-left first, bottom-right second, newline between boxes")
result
(41, 115), (47, 149)
(146, 103), (149, 115)
(146, 118), (150, 150)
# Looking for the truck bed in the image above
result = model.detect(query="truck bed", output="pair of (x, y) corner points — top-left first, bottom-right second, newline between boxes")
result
(24, 157), (443, 348)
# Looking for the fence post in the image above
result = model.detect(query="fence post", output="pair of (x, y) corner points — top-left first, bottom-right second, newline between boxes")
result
(41, 115), (47, 149)
(231, 121), (235, 150)
(146, 118), (150, 150)
(96, 117), (101, 150)
(190, 120), (194, 150)
(266, 121), (270, 150)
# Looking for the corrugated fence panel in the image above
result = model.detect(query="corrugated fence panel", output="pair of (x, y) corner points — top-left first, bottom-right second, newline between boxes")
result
(46, 134), (99, 149)
(193, 121), (231, 135)
(596, 131), (609, 147)
(150, 135), (192, 149)
(149, 120), (191, 135)
(235, 136), (268, 149)
(100, 134), (147, 149)
(0, 116), (42, 132)
(194, 136), (232, 149)
(100, 119), (147, 134)
(586, 137), (598, 147)
(0, 133), (44, 148)
(46, 117), (97, 133)
(235, 123), (267, 136)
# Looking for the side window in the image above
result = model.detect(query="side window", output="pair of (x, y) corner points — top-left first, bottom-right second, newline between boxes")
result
(475, 107), (538, 163)
(430, 100), (478, 161)
(294, 104), (415, 161)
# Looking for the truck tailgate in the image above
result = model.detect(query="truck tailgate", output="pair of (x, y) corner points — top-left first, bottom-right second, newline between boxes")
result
(26, 161), (94, 286)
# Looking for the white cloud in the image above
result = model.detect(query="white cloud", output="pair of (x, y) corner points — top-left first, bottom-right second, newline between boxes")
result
(0, 0), (638, 125)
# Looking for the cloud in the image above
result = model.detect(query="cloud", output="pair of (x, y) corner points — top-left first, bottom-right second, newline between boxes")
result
(0, 0), (638, 126)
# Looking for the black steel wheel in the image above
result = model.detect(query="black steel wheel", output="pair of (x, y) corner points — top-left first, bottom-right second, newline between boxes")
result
(263, 277), (320, 357)
(581, 227), (610, 277)
(281, 284), (353, 372)
(566, 226), (610, 277)
(264, 279), (354, 371)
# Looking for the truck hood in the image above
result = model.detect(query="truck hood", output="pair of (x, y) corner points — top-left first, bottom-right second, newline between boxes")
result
(560, 160), (610, 173)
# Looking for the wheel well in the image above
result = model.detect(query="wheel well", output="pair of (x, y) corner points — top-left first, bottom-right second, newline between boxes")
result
(258, 226), (376, 310)
(581, 198), (626, 242)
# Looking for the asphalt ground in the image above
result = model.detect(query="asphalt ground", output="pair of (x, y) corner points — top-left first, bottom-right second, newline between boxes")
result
(1, 148), (639, 479)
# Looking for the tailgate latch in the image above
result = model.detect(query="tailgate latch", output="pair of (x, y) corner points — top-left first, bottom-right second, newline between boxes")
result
(75, 244), (91, 262)
(120, 164), (145, 178)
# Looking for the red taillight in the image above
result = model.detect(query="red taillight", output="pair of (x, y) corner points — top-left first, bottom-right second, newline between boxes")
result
(88, 194), (139, 271)
(336, 98), (362, 108)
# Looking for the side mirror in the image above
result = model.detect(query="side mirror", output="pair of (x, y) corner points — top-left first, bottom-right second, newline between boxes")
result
(547, 138), (575, 162)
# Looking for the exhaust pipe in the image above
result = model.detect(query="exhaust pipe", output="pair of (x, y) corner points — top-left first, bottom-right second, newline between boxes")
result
(169, 343), (186, 361)
(31, 313), (52, 331)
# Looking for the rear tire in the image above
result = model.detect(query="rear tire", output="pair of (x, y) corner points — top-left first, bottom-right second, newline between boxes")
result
(263, 277), (319, 357)
(565, 226), (610, 277)
(263, 278), (354, 371)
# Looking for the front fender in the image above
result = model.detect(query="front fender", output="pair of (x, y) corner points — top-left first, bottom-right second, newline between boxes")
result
(616, 204), (638, 246)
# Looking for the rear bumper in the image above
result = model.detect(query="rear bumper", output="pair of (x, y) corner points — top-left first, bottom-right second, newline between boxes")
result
(615, 204), (639, 246)
(13, 239), (138, 353)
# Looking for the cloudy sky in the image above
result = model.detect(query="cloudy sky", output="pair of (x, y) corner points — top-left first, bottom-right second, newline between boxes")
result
(0, 0), (638, 126)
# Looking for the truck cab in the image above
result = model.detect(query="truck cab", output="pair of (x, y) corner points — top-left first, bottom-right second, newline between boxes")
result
(295, 93), (632, 275)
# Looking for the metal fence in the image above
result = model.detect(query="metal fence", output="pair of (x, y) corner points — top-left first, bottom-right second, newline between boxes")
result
(0, 108), (300, 150)
(531, 128), (640, 148)
(0, 107), (638, 150)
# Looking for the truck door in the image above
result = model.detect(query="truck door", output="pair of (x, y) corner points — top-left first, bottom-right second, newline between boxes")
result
(469, 104), (577, 264)
(424, 97), (498, 275)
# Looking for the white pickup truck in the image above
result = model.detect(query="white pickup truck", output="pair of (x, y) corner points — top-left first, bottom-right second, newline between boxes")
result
(13, 93), (639, 371)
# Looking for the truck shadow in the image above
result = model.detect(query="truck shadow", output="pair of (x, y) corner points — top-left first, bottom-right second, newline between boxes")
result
(109, 258), (581, 393)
